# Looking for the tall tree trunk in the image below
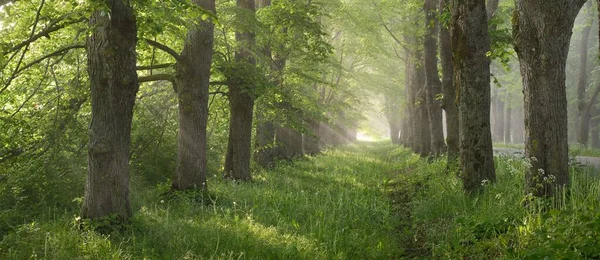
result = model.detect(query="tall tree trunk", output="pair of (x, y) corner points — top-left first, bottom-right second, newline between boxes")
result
(275, 125), (292, 159)
(254, 0), (277, 168)
(577, 0), (594, 146)
(493, 93), (505, 142)
(591, 106), (600, 148)
(505, 106), (512, 143)
(290, 129), (304, 157)
(439, 0), (459, 160)
(513, 107), (525, 143)
(224, 0), (256, 181)
(424, 0), (446, 156)
(451, 0), (496, 192)
(303, 118), (320, 155)
(255, 117), (275, 167)
(82, 0), (138, 220)
(172, 0), (215, 191)
(416, 65), (432, 156)
(513, 0), (586, 196)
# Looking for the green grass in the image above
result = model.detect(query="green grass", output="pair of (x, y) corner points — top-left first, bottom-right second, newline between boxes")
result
(0, 142), (406, 259)
(394, 153), (600, 258)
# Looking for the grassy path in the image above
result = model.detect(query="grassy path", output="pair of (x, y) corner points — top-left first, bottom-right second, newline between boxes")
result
(2, 142), (413, 259)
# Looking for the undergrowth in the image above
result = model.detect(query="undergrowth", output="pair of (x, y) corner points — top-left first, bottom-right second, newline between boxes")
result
(0, 142), (405, 259)
(396, 153), (600, 258)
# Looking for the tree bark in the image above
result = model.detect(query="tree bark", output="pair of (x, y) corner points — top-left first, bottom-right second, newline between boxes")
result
(224, 0), (256, 181)
(439, 0), (459, 160)
(577, 0), (594, 146)
(513, 0), (586, 196)
(82, 0), (138, 220)
(451, 0), (496, 192)
(172, 0), (215, 191)
(424, 0), (446, 156)
(505, 106), (512, 143)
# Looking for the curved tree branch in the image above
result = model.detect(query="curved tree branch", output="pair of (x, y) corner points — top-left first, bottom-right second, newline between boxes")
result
(144, 38), (180, 61)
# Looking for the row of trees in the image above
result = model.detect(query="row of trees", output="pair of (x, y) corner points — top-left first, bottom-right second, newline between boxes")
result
(378, 0), (592, 196)
(0, 0), (360, 222)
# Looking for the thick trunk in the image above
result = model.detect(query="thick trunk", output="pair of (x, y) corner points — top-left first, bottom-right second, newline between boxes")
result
(505, 106), (512, 143)
(514, 0), (585, 196)
(424, 0), (446, 156)
(172, 0), (215, 191)
(224, 0), (256, 181)
(451, 0), (496, 192)
(82, 0), (138, 220)
(439, 0), (459, 160)
(577, 0), (594, 146)
(303, 118), (320, 155)
(224, 85), (254, 180)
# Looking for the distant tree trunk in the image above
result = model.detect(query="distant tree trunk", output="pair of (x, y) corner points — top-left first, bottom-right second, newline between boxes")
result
(82, 0), (138, 220)
(513, 107), (525, 143)
(384, 95), (402, 144)
(172, 0), (215, 191)
(591, 107), (600, 148)
(451, 0), (496, 192)
(224, 0), (256, 181)
(439, 0), (459, 160)
(424, 0), (446, 156)
(505, 106), (512, 143)
(416, 66), (432, 157)
(493, 94), (505, 142)
(254, 0), (275, 168)
(513, 0), (586, 196)
(290, 128), (304, 157)
(255, 117), (275, 167)
(577, 0), (594, 146)
(275, 125), (292, 159)
(303, 118), (320, 155)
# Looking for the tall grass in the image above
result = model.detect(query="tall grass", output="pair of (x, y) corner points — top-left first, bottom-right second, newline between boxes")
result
(0, 142), (406, 259)
(400, 154), (600, 258)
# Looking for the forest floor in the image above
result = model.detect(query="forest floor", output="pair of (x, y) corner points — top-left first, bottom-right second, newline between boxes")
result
(1, 142), (412, 259)
(3, 142), (600, 259)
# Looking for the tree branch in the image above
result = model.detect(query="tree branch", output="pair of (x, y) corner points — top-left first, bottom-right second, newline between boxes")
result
(15, 44), (85, 75)
(136, 63), (174, 70)
(144, 38), (180, 61)
(6, 16), (85, 55)
(138, 73), (174, 83)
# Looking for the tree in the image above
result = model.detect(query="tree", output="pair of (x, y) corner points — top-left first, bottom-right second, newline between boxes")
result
(82, 0), (139, 220)
(513, 0), (586, 196)
(171, 0), (216, 191)
(424, 0), (446, 156)
(451, 0), (496, 192)
(439, 0), (459, 160)
(576, 0), (595, 146)
(224, 0), (257, 181)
